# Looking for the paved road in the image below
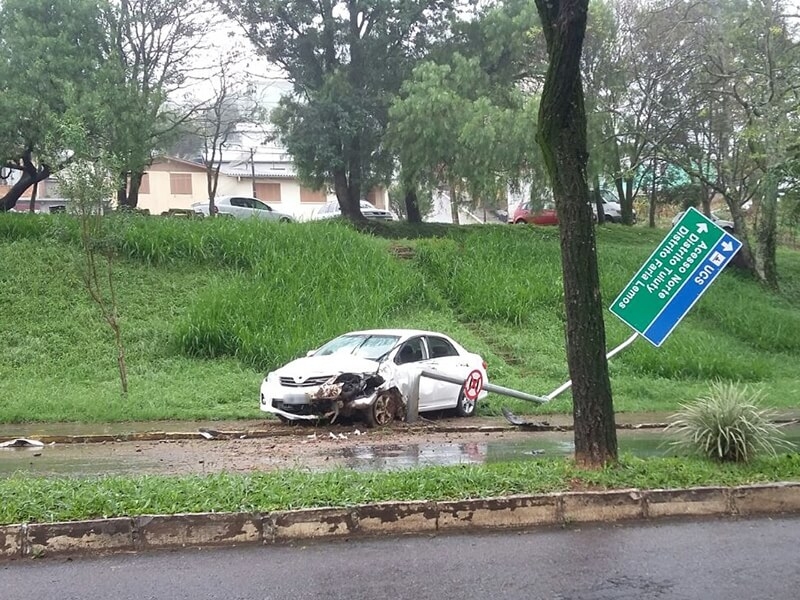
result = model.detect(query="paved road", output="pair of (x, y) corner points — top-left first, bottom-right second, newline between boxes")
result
(2, 516), (799, 599)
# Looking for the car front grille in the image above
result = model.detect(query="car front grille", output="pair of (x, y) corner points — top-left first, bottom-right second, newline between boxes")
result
(273, 401), (315, 415)
(279, 375), (332, 387)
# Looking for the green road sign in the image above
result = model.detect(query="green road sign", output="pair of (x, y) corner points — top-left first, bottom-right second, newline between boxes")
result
(609, 208), (742, 346)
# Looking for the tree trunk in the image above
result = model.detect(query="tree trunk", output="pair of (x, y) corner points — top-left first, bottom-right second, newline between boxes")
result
(648, 154), (657, 228)
(28, 181), (39, 213)
(333, 168), (364, 220)
(0, 165), (50, 212)
(404, 188), (422, 223)
(622, 176), (635, 225)
(592, 174), (604, 224)
(449, 185), (460, 225)
(534, 0), (617, 467)
(756, 172), (779, 289)
(116, 172), (129, 208)
(127, 171), (143, 210)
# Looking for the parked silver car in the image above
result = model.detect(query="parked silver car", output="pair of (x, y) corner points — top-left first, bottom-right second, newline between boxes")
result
(314, 200), (394, 221)
(191, 196), (294, 221)
(672, 210), (734, 232)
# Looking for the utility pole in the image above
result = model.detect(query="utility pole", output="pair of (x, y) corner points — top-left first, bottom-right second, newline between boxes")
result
(250, 148), (257, 198)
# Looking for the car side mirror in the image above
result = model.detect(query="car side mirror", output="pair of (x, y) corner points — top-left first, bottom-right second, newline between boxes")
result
(306, 350), (316, 357)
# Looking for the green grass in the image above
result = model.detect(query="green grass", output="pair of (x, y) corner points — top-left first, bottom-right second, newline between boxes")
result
(1, 453), (799, 524)
(1, 214), (799, 423)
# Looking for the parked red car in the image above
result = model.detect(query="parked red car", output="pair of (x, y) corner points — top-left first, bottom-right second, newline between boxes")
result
(511, 202), (559, 226)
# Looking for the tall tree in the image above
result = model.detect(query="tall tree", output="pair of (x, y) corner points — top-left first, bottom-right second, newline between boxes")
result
(0, 0), (111, 211)
(388, 0), (546, 220)
(389, 56), (539, 220)
(660, 0), (800, 286)
(220, 0), (455, 221)
(105, 0), (211, 208)
(535, 0), (617, 466)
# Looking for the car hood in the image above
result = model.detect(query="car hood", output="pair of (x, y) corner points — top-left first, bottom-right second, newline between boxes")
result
(273, 355), (381, 378)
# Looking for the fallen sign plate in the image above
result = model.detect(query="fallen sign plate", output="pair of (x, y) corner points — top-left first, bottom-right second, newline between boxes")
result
(610, 207), (742, 346)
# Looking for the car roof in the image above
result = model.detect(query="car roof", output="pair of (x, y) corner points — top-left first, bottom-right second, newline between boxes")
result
(340, 328), (452, 338)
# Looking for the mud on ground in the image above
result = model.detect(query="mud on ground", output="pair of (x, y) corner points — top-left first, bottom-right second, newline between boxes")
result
(1, 417), (562, 477)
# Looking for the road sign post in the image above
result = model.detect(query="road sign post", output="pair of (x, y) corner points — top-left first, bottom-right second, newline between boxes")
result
(610, 207), (742, 346)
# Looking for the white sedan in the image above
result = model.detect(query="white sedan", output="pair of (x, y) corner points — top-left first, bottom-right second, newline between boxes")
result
(191, 196), (295, 221)
(314, 200), (394, 221)
(259, 329), (489, 427)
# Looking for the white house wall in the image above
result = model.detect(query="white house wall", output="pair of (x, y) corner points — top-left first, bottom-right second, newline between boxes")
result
(137, 167), (386, 221)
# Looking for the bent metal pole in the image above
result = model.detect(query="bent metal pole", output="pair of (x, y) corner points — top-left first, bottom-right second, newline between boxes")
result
(419, 370), (550, 404)
(545, 332), (639, 401)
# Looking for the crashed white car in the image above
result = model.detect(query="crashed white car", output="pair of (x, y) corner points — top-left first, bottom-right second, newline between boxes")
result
(260, 329), (489, 427)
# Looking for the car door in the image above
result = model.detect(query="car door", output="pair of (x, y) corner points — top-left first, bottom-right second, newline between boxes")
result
(421, 335), (469, 408)
(391, 337), (438, 410)
(249, 198), (277, 221)
(228, 197), (249, 218)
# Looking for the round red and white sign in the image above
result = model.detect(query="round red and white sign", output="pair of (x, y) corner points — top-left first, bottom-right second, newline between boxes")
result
(463, 369), (484, 401)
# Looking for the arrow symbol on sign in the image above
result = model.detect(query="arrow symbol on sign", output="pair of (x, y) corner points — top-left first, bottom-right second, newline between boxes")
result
(722, 241), (733, 252)
(697, 223), (708, 234)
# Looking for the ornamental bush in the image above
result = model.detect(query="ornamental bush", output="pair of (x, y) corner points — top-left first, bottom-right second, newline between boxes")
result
(665, 381), (794, 462)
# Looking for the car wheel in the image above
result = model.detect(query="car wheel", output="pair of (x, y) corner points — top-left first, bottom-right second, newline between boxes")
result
(514, 219), (526, 225)
(455, 390), (477, 418)
(279, 217), (291, 223)
(364, 392), (396, 428)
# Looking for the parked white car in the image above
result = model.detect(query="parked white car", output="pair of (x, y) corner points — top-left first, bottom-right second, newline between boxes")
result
(260, 329), (489, 426)
(314, 200), (394, 221)
(191, 196), (294, 221)
(592, 193), (634, 223)
(672, 210), (734, 232)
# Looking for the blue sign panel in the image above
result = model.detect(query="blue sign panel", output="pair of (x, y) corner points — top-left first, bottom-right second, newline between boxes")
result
(641, 232), (742, 346)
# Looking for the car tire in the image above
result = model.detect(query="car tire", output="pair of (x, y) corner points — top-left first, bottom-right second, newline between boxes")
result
(364, 392), (397, 428)
(455, 390), (477, 418)
(279, 217), (291, 223)
(514, 219), (526, 225)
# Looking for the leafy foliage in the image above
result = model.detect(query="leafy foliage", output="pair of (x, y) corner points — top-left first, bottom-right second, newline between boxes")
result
(665, 382), (794, 462)
(221, 0), (455, 217)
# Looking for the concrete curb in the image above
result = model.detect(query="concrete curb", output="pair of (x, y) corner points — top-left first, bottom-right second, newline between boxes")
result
(2, 482), (799, 560)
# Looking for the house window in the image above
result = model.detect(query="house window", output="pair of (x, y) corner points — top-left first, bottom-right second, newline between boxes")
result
(254, 182), (281, 202)
(138, 173), (150, 195)
(170, 173), (192, 195)
(300, 187), (326, 203)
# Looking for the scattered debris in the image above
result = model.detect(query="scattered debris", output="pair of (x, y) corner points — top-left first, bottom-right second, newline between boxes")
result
(198, 428), (226, 440)
(0, 438), (45, 448)
(501, 407), (565, 431)
(353, 429), (364, 436)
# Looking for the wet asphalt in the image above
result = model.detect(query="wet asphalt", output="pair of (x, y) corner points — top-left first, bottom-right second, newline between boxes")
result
(2, 516), (799, 599)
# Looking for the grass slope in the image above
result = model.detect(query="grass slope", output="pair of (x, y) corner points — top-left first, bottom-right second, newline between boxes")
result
(1, 214), (798, 423)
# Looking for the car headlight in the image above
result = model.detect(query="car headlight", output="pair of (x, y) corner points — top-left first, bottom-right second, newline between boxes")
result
(265, 372), (277, 383)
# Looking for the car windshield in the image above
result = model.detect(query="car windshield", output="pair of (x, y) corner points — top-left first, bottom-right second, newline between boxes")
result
(314, 334), (400, 360)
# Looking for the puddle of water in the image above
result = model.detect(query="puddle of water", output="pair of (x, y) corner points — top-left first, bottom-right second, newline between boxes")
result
(2, 426), (798, 478)
(339, 426), (800, 471)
